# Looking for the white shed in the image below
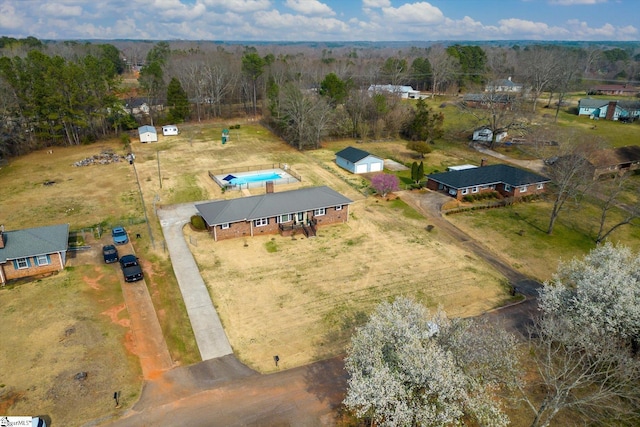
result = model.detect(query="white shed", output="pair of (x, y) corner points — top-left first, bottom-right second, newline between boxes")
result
(473, 127), (507, 143)
(335, 146), (384, 174)
(138, 125), (158, 143)
(162, 125), (179, 136)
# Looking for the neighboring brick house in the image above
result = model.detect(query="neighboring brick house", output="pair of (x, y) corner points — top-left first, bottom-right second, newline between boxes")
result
(588, 84), (638, 96)
(195, 186), (353, 241)
(426, 164), (550, 200)
(0, 224), (69, 285)
(588, 145), (640, 179)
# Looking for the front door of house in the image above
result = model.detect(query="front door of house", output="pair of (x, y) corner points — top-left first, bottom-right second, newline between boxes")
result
(297, 212), (305, 224)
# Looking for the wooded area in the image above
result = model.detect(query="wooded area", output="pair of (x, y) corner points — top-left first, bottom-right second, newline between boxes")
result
(0, 36), (639, 158)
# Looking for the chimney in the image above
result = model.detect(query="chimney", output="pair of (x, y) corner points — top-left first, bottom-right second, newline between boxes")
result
(480, 158), (487, 167)
(265, 181), (274, 194)
(0, 225), (4, 249)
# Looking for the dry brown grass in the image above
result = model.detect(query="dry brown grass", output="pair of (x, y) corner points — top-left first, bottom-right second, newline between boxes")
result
(132, 120), (513, 373)
(0, 264), (141, 425)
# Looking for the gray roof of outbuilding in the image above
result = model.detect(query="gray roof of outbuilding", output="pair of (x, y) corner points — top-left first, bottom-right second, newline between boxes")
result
(0, 224), (69, 262)
(138, 125), (157, 134)
(427, 164), (550, 189)
(335, 146), (381, 163)
(195, 186), (354, 226)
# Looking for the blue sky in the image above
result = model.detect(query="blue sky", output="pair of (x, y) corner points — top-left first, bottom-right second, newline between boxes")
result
(0, 0), (637, 41)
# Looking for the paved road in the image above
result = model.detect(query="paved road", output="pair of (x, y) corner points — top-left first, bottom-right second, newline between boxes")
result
(157, 203), (233, 360)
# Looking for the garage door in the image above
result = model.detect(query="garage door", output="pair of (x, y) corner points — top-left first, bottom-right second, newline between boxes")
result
(355, 164), (368, 173)
(369, 162), (382, 172)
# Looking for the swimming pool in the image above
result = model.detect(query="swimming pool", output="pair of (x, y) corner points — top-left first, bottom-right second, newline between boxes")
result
(228, 172), (281, 185)
(212, 167), (301, 190)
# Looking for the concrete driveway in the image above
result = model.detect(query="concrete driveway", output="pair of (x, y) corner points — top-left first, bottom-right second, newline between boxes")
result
(157, 203), (232, 360)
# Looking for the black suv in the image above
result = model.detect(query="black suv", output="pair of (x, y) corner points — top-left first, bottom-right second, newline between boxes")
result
(119, 254), (143, 282)
(102, 245), (119, 264)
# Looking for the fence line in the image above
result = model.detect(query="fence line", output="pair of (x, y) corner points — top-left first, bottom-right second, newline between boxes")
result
(208, 163), (302, 191)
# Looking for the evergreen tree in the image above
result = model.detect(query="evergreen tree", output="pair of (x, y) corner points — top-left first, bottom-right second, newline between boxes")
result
(166, 77), (190, 122)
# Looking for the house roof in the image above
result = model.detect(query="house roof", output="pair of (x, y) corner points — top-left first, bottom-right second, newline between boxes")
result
(196, 186), (354, 226)
(590, 85), (638, 93)
(335, 146), (382, 163)
(138, 125), (157, 134)
(591, 145), (640, 168)
(427, 164), (550, 189)
(368, 84), (417, 94)
(487, 78), (523, 89)
(0, 224), (69, 262)
(578, 98), (611, 109)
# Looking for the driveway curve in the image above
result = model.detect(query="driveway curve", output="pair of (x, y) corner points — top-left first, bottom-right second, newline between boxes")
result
(157, 203), (232, 360)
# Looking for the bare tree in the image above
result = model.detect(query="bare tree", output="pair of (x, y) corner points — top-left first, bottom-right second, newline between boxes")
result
(593, 172), (640, 243)
(278, 83), (332, 150)
(427, 44), (458, 96)
(543, 135), (601, 235)
(520, 46), (559, 112)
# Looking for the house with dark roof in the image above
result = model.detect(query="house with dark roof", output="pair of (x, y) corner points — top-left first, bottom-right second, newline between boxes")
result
(335, 146), (384, 174)
(196, 186), (353, 241)
(426, 164), (550, 200)
(0, 224), (69, 285)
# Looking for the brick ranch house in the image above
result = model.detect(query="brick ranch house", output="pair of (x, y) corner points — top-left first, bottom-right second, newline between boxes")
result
(0, 224), (69, 285)
(195, 186), (353, 241)
(426, 164), (550, 201)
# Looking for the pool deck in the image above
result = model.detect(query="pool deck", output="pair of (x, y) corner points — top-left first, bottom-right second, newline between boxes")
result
(212, 168), (299, 190)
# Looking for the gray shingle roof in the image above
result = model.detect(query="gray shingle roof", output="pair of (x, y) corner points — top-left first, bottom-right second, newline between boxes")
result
(336, 146), (380, 163)
(427, 164), (549, 189)
(196, 186), (353, 226)
(0, 224), (69, 262)
(138, 125), (157, 134)
(578, 98), (611, 109)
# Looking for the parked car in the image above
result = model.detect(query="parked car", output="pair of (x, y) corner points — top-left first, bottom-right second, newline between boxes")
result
(102, 245), (119, 263)
(119, 254), (143, 282)
(112, 226), (129, 245)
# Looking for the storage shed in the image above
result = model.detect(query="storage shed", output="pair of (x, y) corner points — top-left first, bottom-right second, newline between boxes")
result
(162, 125), (179, 136)
(335, 146), (384, 174)
(138, 125), (158, 143)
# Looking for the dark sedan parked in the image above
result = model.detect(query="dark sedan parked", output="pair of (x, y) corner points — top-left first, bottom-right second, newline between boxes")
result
(102, 245), (119, 263)
(119, 254), (143, 282)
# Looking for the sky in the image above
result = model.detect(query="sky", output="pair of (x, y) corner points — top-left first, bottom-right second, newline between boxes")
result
(0, 0), (638, 42)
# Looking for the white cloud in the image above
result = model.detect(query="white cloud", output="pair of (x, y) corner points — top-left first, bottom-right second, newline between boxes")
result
(284, 0), (335, 16)
(252, 9), (352, 40)
(497, 18), (569, 37)
(39, 2), (83, 18)
(0, 2), (25, 30)
(549, 0), (606, 4)
(363, 0), (391, 7)
(380, 2), (444, 25)
(201, 0), (272, 14)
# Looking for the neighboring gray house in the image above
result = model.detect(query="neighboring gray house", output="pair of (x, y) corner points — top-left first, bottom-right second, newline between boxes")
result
(138, 125), (158, 143)
(0, 224), (69, 285)
(335, 146), (384, 174)
(196, 186), (353, 241)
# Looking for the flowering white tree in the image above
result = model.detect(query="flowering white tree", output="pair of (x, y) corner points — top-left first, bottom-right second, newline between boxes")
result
(524, 243), (640, 427)
(343, 298), (519, 427)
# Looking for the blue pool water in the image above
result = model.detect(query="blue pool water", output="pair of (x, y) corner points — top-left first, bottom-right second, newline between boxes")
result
(230, 172), (281, 185)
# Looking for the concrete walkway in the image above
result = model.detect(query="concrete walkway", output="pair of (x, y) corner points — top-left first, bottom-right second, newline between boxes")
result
(157, 203), (233, 360)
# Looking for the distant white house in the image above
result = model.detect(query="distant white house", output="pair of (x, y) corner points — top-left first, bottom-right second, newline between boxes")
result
(162, 125), (179, 136)
(485, 77), (523, 93)
(473, 127), (507, 143)
(138, 125), (158, 143)
(447, 164), (478, 172)
(367, 84), (423, 99)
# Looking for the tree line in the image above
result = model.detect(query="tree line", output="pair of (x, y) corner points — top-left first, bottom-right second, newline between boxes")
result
(1, 38), (639, 158)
